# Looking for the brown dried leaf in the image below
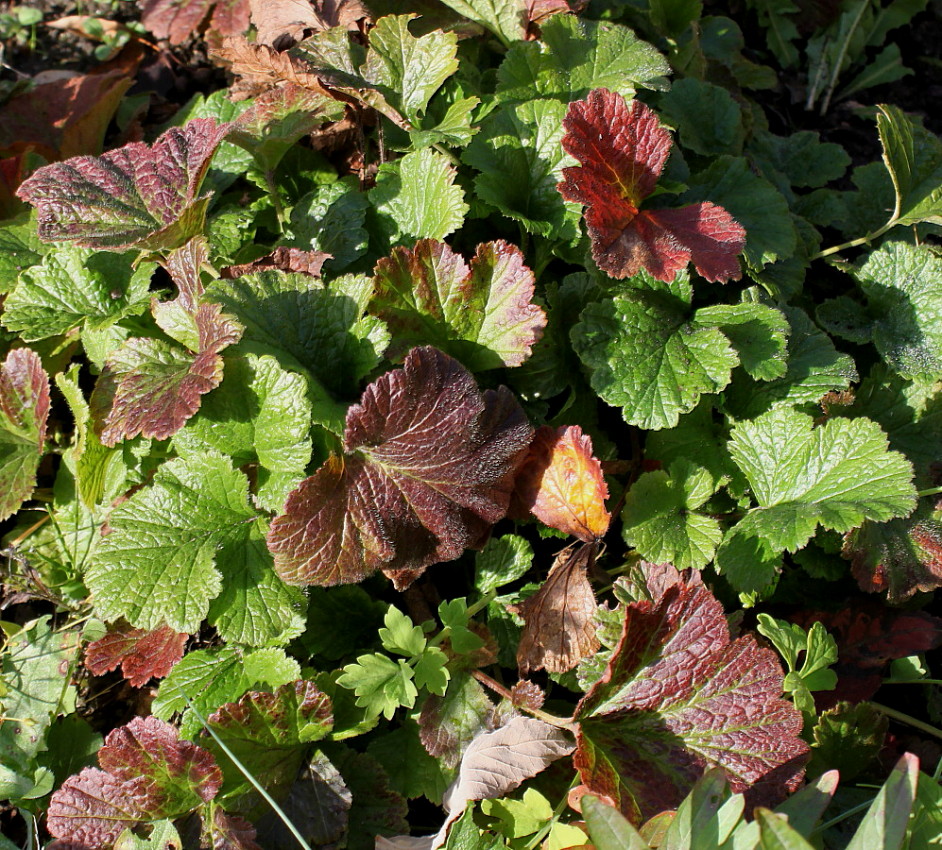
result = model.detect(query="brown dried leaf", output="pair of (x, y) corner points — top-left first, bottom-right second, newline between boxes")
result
(510, 680), (545, 711)
(512, 541), (601, 675)
(251, 0), (369, 48)
(221, 246), (332, 279)
(213, 35), (332, 99)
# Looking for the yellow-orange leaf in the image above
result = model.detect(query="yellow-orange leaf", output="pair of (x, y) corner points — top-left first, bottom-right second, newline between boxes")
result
(514, 425), (610, 542)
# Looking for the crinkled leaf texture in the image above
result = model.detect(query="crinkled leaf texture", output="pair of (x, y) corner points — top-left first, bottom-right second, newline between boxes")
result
(574, 569), (809, 824)
(716, 408), (918, 592)
(268, 347), (532, 590)
(88, 451), (305, 644)
(512, 424), (610, 541)
(558, 88), (745, 282)
(371, 239), (546, 371)
(84, 621), (188, 688)
(140, 0), (250, 45)
(47, 717), (223, 847)
(90, 301), (243, 445)
(16, 119), (230, 251)
(0, 348), (50, 521)
(513, 540), (602, 675)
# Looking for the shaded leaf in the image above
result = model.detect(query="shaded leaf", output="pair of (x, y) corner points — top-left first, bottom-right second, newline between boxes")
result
(203, 809), (262, 850)
(512, 541), (601, 674)
(808, 702), (887, 781)
(268, 347), (532, 589)
(574, 576), (808, 823)
(16, 120), (231, 251)
(84, 621), (188, 688)
(420, 673), (494, 769)
(369, 719), (453, 803)
(139, 0), (251, 44)
(512, 425), (610, 542)
(845, 753), (918, 850)
(558, 88), (744, 282)
(221, 245), (332, 279)
(372, 239), (545, 371)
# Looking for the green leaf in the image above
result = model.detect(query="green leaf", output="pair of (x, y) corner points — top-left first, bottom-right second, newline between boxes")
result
(418, 672), (493, 769)
(379, 606), (427, 657)
(582, 795), (649, 850)
(621, 460), (723, 570)
(288, 178), (370, 272)
(0, 349), (50, 522)
(370, 147), (468, 243)
(0, 212), (46, 293)
(693, 301), (789, 381)
(363, 14), (459, 123)
(0, 617), (81, 783)
(650, 0), (703, 37)
(370, 238), (545, 370)
(463, 98), (580, 240)
(437, 0), (524, 45)
(439, 599), (485, 655)
(368, 719), (452, 802)
(571, 271), (738, 430)
(755, 809), (816, 850)
(337, 654), (418, 720)
(173, 354), (312, 512)
(298, 586), (388, 662)
(496, 15), (670, 104)
(724, 306), (857, 420)
(716, 408), (917, 591)
(153, 645), (300, 738)
(474, 533), (534, 595)
(845, 753), (918, 850)
(88, 452), (303, 644)
(205, 270), (389, 403)
(876, 104), (942, 227)
(756, 615), (837, 719)
(748, 129), (850, 190)
(413, 647), (451, 695)
(683, 155), (796, 270)
(483, 787), (554, 838)
(808, 702), (887, 782)
(850, 241), (942, 380)
(659, 78), (743, 157)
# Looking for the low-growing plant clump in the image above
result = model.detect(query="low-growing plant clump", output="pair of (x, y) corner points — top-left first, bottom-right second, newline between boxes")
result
(2, 0), (942, 848)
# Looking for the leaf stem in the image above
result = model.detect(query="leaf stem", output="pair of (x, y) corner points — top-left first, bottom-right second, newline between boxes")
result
(917, 485), (942, 498)
(182, 691), (312, 850)
(471, 670), (577, 731)
(883, 679), (942, 685)
(870, 701), (942, 741)
(811, 796), (875, 834)
(818, 0), (869, 116)
(811, 218), (896, 260)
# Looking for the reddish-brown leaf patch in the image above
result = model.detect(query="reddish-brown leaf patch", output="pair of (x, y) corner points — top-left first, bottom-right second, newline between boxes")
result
(85, 621), (188, 687)
(558, 88), (745, 282)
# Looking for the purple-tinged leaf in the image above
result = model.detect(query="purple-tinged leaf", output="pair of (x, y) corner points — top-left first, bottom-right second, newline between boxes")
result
(16, 119), (231, 251)
(84, 621), (188, 687)
(220, 246), (332, 279)
(99, 716), (222, 815)
(139, 0), (250, 44)
(419, 673), (493, 768)
(229, 82), (345, 173)
(91, 302), (242, 445)
(371, 239), (546, 371)
(202, 808), (263, 850)
(574, 575), (808, 823)
(46, 768), (151, 848)
(0, 348), (50, 521)
(268, 346), (532, 589)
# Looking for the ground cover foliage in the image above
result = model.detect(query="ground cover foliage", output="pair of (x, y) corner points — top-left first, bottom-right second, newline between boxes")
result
(2, 0), (942, 847)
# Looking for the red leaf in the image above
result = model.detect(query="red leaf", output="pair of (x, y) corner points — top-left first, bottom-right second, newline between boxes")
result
(267, 346), (533, 589)
(16, 119), (231, 251)
(512, 541), (601, 674)
(91, 301), (242, 445)
(204, 808), (263, 850)
(793, 603), (942, 706)
(0, 348), (51, 521)
(221, 246), (332, 279)
(0, 68), (133, 162)
(558, 88), (745, 282)
(99, 716), (222, 811)
(46, 768), (151, 847)
(574, 574), (807, 823)
(139, 0), (250, 44)
(512, 424), (610, 541)
(47, 718), (222, 846)
(85, 621), (188, 687)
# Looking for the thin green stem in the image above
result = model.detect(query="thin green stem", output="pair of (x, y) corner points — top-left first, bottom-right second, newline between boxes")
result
(811, 218), (897, 260)
(524, 776), (578, 850)
(431, 142), (461, 167)
(812, 797), (874, 834)
(182, 691), (311, 850)
(819, 0), (869, 116)
(261, 168), (286, 232)
(883, 678), (942, 685)
(918, 485), (942, 498)
(871, 701), (942, 742)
